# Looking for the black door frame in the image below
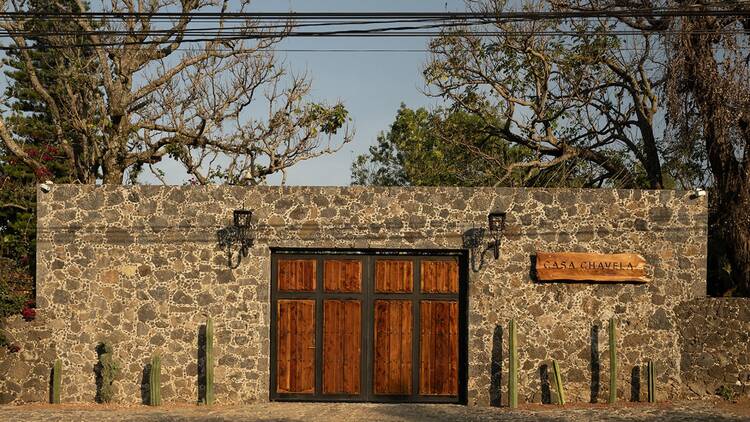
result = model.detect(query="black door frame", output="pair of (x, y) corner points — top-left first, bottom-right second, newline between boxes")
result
(269, 248), (468, 404)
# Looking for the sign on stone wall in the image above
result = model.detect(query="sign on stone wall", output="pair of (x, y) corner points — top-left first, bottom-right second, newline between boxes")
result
(535, 252), (648, 283)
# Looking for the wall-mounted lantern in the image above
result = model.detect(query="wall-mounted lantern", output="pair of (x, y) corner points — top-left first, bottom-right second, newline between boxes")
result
(462, 211), (507, 272)
(218, 209), (254, 267)
(488, 211), (506, 260)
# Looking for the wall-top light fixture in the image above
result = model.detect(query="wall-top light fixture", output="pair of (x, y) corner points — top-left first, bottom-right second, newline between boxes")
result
(487, 211), (507, 260)
(462, 210), (507, 272)
(217, 209), (254, 267)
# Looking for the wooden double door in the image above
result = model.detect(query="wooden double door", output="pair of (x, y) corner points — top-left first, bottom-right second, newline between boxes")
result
(269, 251), (466, 403)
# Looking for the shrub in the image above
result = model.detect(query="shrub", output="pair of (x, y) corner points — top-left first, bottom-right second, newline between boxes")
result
(0, 281), (26, 350)
(95, 342), (120, 403)
(716, 385), (735, 401)
(0, 281), (26, 319)
(21, 301), (36, 321)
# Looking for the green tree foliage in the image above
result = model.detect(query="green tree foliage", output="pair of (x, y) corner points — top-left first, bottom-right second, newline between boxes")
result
(352, 105), (529, 186)
(0, 0), (87, 305)
(353, 104), (606, 187)
(354, 105), (531, 186)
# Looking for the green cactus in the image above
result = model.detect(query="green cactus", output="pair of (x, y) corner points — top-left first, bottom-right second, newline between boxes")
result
(150, 354), (161, 406)
(96, 342), (120, 403)
(647, 360), (656, 403)
(552, 360), (566, 405)
(508, 318), (518, 409)
(52, 358), (62, 404)
(608, 318), (617, 404)
(205, 316), (215, 405)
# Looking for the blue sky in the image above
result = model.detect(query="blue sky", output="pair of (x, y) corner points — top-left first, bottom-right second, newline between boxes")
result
(254, 0), (466, 186)
(0, 1), (465, 186)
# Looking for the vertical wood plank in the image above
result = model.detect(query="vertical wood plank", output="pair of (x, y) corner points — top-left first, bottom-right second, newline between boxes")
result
(375, 260), (413, 293)
(277, 300), (290, 392)
(421, 260), (458, 293)
(276, 299), (315, 393)
(324, 260), (362, 292)
(419, 300), (458, 396)
(388, 300), (400, 393)
(323, 300), (361, 395)
(300, 300), (316, 393)
(374, 300), (412, 395)
(278, 260), (317, 291)
(449, 300), (458, 395)
(322, 301), (335, 393)
(343, 301), (360, 394)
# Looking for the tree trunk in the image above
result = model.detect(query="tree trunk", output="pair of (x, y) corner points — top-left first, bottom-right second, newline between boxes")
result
(724, 192), (750, 294)
(679, 25), (750, 294)
(102, 163), (124, 184)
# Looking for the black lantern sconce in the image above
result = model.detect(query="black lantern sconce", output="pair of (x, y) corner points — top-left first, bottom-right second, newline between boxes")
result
(462, 211), (507, 272)
(217, 209), (254, 267)
(488, 211), (506, 260)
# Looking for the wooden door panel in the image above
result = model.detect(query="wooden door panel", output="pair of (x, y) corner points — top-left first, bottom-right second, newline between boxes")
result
(375, 260), (413, 293)
(373, 300), (412, 395)
(273, 254), (462, 402)
(421, 260), (459, 293)
(278, 259), (317, 292)
(324, 260), (362, 292)
(276, 299), (315, 393)
(419, 300), (458, 396)
(323, 300), (361, 395)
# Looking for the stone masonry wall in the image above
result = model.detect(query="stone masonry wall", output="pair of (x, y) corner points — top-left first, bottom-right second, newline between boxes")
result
(0, 186), (709, 405)
(677, 298), (750, 399)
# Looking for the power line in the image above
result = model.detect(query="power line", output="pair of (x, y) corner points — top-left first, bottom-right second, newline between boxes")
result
(0, 7), (749, 19)
(0, 7), (748, 50)
(2, 29), (749, 50)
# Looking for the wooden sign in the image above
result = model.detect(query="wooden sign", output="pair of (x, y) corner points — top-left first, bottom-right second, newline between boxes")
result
(535, 252), (648, 283)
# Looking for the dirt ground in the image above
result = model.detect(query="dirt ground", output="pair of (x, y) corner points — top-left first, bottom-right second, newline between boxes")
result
(2, 397), (750, 421)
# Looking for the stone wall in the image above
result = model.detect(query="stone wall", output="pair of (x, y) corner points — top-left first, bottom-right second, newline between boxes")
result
(0, 186), (710, 405)
(677, 298), (750, 398)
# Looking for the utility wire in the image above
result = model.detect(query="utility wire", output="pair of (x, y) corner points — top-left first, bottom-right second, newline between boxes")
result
(0, 7), (747, 50)
(0, 7), (749, 19)
(2, 29), (749, 51)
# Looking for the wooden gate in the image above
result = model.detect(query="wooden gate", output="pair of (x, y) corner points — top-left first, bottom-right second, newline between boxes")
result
(270, 251), (466, 403)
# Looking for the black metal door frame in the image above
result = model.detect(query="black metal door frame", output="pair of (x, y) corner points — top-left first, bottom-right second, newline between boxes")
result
(269, 248), (468, 404)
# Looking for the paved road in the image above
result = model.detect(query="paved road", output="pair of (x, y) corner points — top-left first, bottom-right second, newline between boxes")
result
(2, 400), (749, 421)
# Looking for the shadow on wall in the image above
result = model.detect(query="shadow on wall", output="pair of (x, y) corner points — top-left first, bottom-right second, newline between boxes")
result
(631, 366), (641, 402)
(140, 363), (152, 405)
(197, 324), (207, 404)
(93, 344), (104, 403)
(489, 324), (503, 406)
(591, 324), (600, 403)
(48, 366), (54, 404)
(539, 364), (552, 404)
(491, 322), (607, 405)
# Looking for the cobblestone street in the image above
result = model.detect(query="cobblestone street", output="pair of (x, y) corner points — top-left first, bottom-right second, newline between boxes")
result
(2, 400), (750, 421)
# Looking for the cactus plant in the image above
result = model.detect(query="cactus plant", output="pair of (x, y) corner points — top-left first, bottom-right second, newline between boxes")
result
(647, 360), (656, 403)
(608, 318), (617, 404)
(52, 358), (62, 404)
(150, 354), (161, 406)
(552, 360), (566, 405)
(205, 316), (215, 405)
(508, 318), (518, 409)
(96, 342), (120, 403)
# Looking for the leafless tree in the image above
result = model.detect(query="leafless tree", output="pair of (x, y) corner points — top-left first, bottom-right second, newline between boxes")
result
(551, 0), (750, 292)
(424, 0), (666, 188)
(0, 0), (351, 185)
